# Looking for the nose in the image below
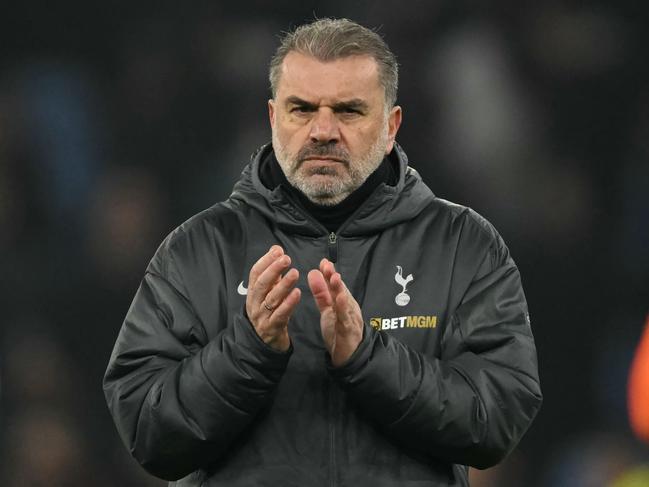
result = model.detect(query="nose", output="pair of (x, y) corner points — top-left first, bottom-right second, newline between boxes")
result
(309, 108), (340, 144)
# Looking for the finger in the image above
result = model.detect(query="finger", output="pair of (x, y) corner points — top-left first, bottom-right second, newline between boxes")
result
(334, 291), (352, 331)
(270, 287), (302, 323)
(328, 271), (345, 296)
(252, 254), (291, 300)
(249, 245), (284, 288)
(332, 280), (364, 343)
(329, 272), (350, 319)
(308, 269), (333, 312)
(264, 268), (300, 310)
(319, 258), (336, 281)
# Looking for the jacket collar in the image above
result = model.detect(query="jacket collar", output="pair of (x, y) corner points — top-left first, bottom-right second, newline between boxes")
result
(229, 142), (435, 237)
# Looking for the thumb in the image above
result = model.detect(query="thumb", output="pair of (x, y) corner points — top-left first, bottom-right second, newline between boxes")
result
(308, 269), (332, 312)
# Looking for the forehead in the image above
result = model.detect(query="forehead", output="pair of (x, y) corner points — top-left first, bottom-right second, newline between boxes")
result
(276, 51), (383, 102)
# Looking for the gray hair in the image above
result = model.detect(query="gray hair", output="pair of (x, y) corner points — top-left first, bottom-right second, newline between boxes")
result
(269, 18), (399, 108)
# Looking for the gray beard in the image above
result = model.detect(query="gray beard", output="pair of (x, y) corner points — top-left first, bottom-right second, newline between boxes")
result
(272, 131), (389, 206)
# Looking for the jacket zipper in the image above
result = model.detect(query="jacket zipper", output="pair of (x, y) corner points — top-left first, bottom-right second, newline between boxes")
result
(329, 378), (337, 487)
(277, 190), (344, 263)
(328, 232), (338, 263)
(327, 233), (339, 484)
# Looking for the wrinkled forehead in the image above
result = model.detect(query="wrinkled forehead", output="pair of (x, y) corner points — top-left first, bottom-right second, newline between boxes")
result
(276, 52), (384, 104)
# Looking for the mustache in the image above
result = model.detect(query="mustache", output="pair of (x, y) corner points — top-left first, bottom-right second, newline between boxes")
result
(297, 143), (349, 165)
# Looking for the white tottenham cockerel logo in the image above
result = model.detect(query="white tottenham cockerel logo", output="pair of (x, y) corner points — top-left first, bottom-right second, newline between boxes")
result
(394, 266), (414, 306)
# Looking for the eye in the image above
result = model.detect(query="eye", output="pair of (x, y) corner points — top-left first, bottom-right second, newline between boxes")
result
(338, 107), (363, 118)
(291, 106), (314, 114)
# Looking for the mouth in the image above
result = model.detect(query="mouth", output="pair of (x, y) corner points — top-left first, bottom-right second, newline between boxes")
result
(301, 156), (344, 163)
(298, 158), (344, 177)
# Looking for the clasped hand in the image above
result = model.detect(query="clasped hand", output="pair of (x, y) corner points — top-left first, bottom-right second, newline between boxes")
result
(245, 245), (363, 367)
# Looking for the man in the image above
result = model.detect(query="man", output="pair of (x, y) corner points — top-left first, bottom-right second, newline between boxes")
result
(104, 18), (542, 486)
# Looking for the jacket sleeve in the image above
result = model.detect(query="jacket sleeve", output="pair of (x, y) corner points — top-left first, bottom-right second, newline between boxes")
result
(329, 220), (542, 469)
(103, 247), (291, 480)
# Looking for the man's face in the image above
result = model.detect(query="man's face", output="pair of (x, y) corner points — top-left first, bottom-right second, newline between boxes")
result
(269, 52), (402, 206)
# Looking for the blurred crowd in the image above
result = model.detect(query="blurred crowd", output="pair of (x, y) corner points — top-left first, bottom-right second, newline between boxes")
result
(1, 2), (648, 486)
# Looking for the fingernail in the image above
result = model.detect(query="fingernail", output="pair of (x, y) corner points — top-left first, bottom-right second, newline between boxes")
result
(272, 247), (282, 257)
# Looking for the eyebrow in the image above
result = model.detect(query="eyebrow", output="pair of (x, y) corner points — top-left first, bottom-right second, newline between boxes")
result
(285, 96), (369, 112)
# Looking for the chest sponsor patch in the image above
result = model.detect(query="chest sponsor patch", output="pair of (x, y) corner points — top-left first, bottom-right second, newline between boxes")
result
(370, 315), (437, 331)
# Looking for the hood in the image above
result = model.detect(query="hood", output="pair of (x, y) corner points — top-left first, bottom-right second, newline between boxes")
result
(228, 143), (435, 237)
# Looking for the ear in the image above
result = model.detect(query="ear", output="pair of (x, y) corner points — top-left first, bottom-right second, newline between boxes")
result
(268, 99), (276, 129)
(385, 105), (402, 154)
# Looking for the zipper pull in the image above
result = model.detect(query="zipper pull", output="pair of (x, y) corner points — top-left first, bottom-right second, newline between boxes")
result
(328, 232), (338, 263)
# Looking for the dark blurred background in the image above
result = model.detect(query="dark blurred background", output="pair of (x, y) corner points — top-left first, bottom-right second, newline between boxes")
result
(1, 2), (648, 486)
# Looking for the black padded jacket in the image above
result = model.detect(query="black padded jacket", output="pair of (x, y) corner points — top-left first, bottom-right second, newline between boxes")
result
(103, 144), (542, 486)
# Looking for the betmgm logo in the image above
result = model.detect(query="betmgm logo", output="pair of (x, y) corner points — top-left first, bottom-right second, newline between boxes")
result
(370, 315), (437, 331)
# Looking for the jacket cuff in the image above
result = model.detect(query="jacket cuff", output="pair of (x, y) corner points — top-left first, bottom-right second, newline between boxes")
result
(199, 312), (293, 388)
(327, 323), (374, 379)
(236, 312), (293, 358)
